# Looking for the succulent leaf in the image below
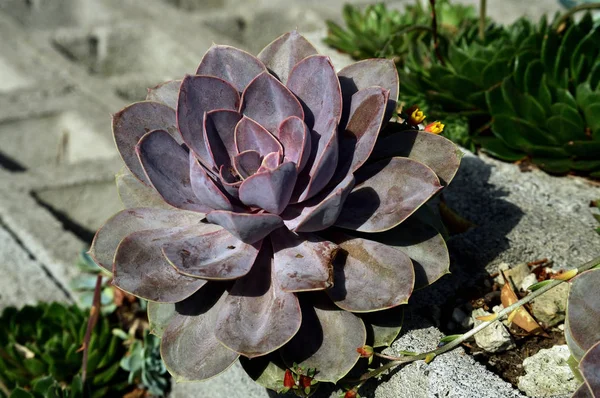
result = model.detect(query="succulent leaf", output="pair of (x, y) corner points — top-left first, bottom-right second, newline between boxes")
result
(147, 302), (176, 338)
(206, 210), (284, 244)
(277, 116), (312, 172)
(361, 306), (404, 348)
(113, 101), (179, 184)
(113, 226), (212, 302)
(214, 245), (302, 358)
(189, 153), (234, 211)
(338, 86), (389, 175)
(146, 80), (181, 109)
(177, 75), (240, 165)
(373, 216), (450, 289)
(371, 130), (462, 186)
(578, 341), (600, 396)
(234, 150), (263, 179)
(162, 228), (261, 280)
(337, 59), (399, 124)
(161, 285), (239, 381)
(566, 269), (600, 359)
(235, 116), (284, 156)
(115, 167), (173, 209)
(138, 130), (211, 213)
(335, 157), (442, 232)
(197, 45), (266, 93)
(282, 174), (355, 233)
(89, 207), (205, 271)
(240, 71), (304, 134)
(281, 297), (366, 383)
(238, 161), (298, 215)
(204, 109), (242, 169)
(257, 30), (318, 84)
(326, 232), (414, 312)
(271, 228), (335, 292)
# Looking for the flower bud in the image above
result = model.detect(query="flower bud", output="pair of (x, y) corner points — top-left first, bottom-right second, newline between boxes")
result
(424, 121), (444, 134)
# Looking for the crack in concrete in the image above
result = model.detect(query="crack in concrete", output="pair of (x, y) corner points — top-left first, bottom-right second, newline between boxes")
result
(0, 217), (74, 302)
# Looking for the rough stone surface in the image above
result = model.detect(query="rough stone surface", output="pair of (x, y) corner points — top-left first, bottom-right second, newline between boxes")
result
(472, 308), (516, 353)
(518, 345), (580, 397)
(520, 274), (538, 291)
(367, 313), (523, 398)
(530, 283), (570, 328)
(0, 227), (71, 311)
(170, 362), (271, 398)
(444, 152), (600, 274)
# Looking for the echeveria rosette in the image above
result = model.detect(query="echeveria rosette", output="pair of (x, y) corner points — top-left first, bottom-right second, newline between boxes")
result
(89, 31), (461, 387)
(565, 269), (600, 397)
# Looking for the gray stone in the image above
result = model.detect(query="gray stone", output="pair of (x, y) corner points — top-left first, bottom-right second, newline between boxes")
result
(169, 362), (271, 398)
(444, 152), (600, 275)
(367, 314), (523, 398)
(520, 273), (538, 291)
(530, 283), (570, 327)
(497, 263), (532, 289)
(472, 308), (516, 353)
(518, 345), (580, 397)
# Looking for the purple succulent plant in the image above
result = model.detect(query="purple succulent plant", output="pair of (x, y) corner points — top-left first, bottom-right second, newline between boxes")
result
(566, 269), (600, 397)
(90, 31), (462, 387)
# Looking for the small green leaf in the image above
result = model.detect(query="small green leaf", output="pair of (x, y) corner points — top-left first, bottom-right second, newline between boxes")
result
(533, 157), (572, 174)
(9, 388), (35, 398)
(486, 84), (516, 117)
(555, 88), (578, 109)
(528, 280), (554, 291)
(583, 103), (600, 138)
(492, 115), (555, 149)
(541, 29), (560, 81)
(520, 94), (547, 125)
(477, 136), (525, 162)
(564, 141), (600, 158)
(439, 334), (463, 345)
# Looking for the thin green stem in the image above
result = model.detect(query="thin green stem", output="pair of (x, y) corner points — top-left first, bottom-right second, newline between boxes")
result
(553, 3), (600, 29)
(479, 0), (487, 41)
(81, 274), (102, 383)
(351, 255), (600, 383)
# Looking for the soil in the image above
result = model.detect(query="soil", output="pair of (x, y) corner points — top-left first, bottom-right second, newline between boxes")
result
(436, 259), (569, 388)
(464, 328), (566, 387)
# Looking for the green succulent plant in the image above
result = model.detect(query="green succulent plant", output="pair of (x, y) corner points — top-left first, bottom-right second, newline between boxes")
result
(324, 1), (479, 62)
(325, 2), (600, 177)
(69, 251), (117, 315)
(116, 330), (169, 397)
(0, 303), (128, 398)
(482, 13), (600, 176)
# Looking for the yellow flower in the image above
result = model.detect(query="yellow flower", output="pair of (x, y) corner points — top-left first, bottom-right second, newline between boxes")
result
(406, 105), (426, 126)
(424, 121), (444, 134)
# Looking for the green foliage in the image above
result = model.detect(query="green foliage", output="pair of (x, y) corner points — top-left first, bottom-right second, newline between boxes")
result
(325, 2), (600, 177)
(69, 251), (116, 315)
(484, 14), (600, 175)
(118, 331), (169, 397)
(0, 303), (128, 398)
(324, 1), (480, 62)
